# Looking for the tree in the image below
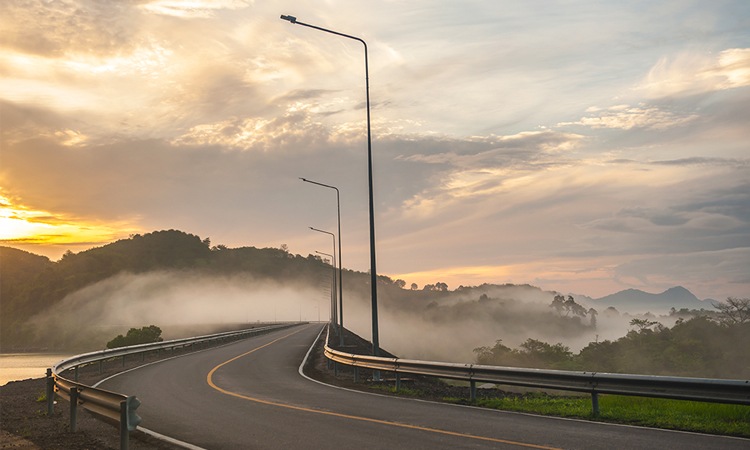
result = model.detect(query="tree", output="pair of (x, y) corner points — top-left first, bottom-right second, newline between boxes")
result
(629, 318), (658, 332)
(106, 325), (163, 349)
(714, 297), (750, 325)
(410, 283), (418, 290)
(588, 308), (598, 328)
(435, 282), (448, 292)
(550, 294), (587, 317)
(394, 279), (406, 289)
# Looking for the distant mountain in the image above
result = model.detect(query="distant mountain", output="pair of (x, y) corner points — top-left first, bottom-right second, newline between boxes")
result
(589, 286), (713, 313)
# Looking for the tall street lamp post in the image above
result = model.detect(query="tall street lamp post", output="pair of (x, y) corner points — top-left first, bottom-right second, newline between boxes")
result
(283, 14), (380, 357)
(301, 178), (344, 344)
(315, 250), (336, 330)
(311, 227), (338, 334)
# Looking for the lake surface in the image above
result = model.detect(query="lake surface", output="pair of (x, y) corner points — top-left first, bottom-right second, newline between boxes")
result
(0, 353), (73, 385)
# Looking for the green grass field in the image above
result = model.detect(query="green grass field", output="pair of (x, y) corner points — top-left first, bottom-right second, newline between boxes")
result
(442, 392), (750, 437)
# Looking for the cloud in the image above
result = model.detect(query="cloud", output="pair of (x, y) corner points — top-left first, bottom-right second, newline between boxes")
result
(139, 0), (252, 18)
(0, 1), (142, 58)
(639, 48), (750, 98)
(402, 131), (585, 169)
(559, 104), (699, 130)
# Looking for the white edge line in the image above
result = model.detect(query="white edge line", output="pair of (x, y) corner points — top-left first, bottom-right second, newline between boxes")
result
(297, 325), (748, 442)
(93, 337), (248, 450)
(136, 427), (208, 450)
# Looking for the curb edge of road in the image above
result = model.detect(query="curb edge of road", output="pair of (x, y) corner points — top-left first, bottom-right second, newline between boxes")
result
(297, 325), (750, 444)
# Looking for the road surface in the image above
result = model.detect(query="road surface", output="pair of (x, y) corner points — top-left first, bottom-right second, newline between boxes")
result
(99, 324), (748, 449)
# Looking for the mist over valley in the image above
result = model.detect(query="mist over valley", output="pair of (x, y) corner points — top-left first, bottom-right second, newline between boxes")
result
(2, 230), (747, 380)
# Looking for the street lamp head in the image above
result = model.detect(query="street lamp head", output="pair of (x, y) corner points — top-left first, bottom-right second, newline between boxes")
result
(280, 14), (297, 24)
(300, 177), (307, 182)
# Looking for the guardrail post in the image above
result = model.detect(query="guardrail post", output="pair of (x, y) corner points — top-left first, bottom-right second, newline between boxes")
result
(120, 400), (129, 450)
(99, 360), (104, 374)
(327, 358), (332, 370)
(396, 372), (401, 390)
(470, 381), (477, 403)
(122, 355), (126, 367)
(591, 392), (600, 415)
(374, 369), (380, 382)
(171, 347), (174, 356)
(70, 387), (79, 432)
(158, 349), (162, 358)
(354, 367), (359, 383)
(141, 352), (145, 362)
(46, 369), (54, 415)
(334, 362), (339, 377)
(74, 365), (79, 382)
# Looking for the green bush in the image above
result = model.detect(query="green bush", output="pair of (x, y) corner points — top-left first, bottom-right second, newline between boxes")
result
(106, 325), (163, 349)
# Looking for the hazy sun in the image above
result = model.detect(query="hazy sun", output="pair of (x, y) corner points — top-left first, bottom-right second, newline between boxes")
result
(0, 194), (138, 247)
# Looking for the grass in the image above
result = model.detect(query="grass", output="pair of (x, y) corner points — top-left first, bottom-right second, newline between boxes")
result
(371, 385), (426, 398)
(441, 392), (750, 437)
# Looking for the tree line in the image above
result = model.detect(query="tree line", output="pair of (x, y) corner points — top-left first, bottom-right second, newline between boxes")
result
(474, 300), (750, 379)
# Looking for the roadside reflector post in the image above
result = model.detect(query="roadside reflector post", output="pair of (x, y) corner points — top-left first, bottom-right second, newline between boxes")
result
(120, 401), (129, 450)
(591, 392), (600, 415)
(120, 396), (141, 450)
(70, 387), (79, 432)
(46, 368), (54, 415)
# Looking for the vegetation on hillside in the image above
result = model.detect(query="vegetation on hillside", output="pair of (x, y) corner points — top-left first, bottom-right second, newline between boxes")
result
(474, 303), (750, 379)
(0, 230), (329, 350)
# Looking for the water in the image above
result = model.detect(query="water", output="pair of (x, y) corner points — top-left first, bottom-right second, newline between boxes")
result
(0, 353), (73, 385)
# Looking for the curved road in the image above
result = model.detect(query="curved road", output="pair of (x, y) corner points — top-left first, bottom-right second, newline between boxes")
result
(99, 324), (747, 449)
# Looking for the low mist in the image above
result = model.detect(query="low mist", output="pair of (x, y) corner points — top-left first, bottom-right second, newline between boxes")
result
(31, 270), (684, 364)
(339, 283), (667, 364)
(29, 271), (320, 351)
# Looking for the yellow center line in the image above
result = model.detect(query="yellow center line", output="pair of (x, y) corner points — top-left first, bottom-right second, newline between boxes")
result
(207, 325), (564, 450)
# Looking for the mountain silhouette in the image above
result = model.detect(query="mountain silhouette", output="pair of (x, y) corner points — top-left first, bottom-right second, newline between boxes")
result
(591, 286), (711, 313)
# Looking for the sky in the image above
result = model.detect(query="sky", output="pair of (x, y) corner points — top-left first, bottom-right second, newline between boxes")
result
(1, 0), (749, 301)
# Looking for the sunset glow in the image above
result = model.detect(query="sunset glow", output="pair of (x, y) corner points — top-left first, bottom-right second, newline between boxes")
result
(1, 0), (748, 299)
(0, 195), (137, 258)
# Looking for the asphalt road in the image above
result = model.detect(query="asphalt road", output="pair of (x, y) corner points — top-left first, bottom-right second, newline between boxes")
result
(99, 324), (748, 450)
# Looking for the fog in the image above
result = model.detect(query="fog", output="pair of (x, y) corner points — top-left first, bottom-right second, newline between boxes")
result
(29, 271), (322, 351)
(30, 272), (681, 361)
(339, 283), (674, 364)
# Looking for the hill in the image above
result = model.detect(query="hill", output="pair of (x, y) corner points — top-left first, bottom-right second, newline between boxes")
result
(1, 230), (599, 354)
(0, 230), (329, 350)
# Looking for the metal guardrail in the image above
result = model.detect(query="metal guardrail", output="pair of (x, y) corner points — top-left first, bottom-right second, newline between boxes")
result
(323, 327), (750, 414)
(48, 322), (304, 449)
